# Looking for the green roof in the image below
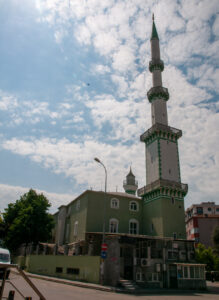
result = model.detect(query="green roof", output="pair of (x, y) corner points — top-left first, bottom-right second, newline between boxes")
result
(151, 21), (159, 40)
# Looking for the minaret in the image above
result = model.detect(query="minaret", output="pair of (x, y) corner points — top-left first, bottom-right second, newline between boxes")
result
(123, 167), (138, 195)
(138, 16), (188, 239)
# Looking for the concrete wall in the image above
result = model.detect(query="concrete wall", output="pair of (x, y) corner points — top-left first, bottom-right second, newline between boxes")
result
(146, 140), (159, 184)
(151, 100), (168, 126)
(68, 194), (88, 244)
(198, 218), (219, 247)
(178, 279), (206, 290)
(143, 197), (186, 238)
(14, 255), (100, 284)
(160, 139), (180, 182)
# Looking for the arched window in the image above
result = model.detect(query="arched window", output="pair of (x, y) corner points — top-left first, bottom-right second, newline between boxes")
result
(129, 219), (139, 234)
(74, 221), (78, 236)
(111, 198), (119, 209)
(109, 218), (119, 233)
(129, 201), (139, 211)
(76, 200), (80, 211)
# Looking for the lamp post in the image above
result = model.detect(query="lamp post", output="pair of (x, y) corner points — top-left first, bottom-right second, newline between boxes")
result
(94, 157), (107, 285)
(94, 157), (107, 243)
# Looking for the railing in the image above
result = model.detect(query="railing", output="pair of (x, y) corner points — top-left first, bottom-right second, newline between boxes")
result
(123, 180), (138, 186)
(0, 263), (46, 300)
(138, 179), (188, 196)
(140, 123), (182, 142)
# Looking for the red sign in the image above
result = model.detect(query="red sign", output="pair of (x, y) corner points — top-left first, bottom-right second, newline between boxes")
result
(101, 243), (107, 251)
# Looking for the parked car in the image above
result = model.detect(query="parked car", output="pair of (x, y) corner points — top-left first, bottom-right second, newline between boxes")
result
(0, 247), (11, 279)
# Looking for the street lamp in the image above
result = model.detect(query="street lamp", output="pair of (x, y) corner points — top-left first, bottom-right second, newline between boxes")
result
(94, 157), (107, 285)
(94, 157), (107, 243)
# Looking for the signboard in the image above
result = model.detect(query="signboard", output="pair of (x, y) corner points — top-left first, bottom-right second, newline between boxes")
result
(101, 243), (107, 251)
(101, 250), (107, 259)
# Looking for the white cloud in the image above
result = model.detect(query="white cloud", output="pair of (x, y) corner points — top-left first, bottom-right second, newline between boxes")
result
(92, 64), (111, 74)
(112, 45), (136, 72)
(0, 91), (18, 111)
(212, 14), (219, 37)
(0, 183), (75, 214)
(1, 0), (217, 211)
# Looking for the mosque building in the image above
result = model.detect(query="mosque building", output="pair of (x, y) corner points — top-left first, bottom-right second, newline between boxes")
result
(18, 17), (206, 290)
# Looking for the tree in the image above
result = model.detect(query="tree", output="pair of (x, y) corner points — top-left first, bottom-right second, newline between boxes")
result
(195, 243), (219, 271)
(212, 226), (219, 253)
(3, 189), (54, 251)
(0, 213), (5, 240)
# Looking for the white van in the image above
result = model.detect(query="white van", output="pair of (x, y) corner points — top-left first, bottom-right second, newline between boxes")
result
(0, 247), (11, 279)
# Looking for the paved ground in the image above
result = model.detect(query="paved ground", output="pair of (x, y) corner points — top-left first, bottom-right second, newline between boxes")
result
(1, 271), (219, 300)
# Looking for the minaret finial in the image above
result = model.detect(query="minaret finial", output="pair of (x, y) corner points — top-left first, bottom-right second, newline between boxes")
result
(152, 13), (154, 21)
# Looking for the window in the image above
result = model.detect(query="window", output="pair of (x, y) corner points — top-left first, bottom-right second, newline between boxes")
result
(74, 221), (78, 236)
(76, 200), (80, 211)
(190, 266), (194, 278)
(196, 207), (203, 215)
(129, 219), (139, 234)
(208, 207), (212, 212)
(109, 218), (119, 233)
(168, 250), (178, 260)
(129, 201), (139, 211)
(173, 232), (177, 239)
(56, 267), (63, 273)
(111, 198), (119, 209)
(0, 254), (9, 262)
(183, 266), (188, 278)
(216, 208), (219, 212)
(67, 268), (80, 275)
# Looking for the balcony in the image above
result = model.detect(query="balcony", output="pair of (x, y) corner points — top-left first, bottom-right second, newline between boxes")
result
(147, 86), (169, 102)
(140, 123), (182, 142)
(123, 179), (138, 186)
(138, 179), (188, 197)
(149, 59), (164, 72)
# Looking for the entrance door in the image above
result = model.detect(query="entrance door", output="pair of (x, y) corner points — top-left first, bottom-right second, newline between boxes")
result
(122, 247), (134, 280)
(169, 265), (178, 288)
(124, 265), (133, 280)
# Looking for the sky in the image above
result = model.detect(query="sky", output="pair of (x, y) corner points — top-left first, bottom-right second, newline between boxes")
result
(0, 0), (218, 214)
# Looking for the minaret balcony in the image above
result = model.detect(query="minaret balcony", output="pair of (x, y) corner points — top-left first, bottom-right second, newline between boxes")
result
(123, 179), (138, 187)
(147, 86), (169, 102)
(140, 123), (182, 143)
(149, 59), (164, 72)
(137, 179), (188, 198)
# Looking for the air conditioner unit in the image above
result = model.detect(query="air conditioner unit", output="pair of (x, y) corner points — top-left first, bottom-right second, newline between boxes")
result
(173, 243), (178, 248)
(141, 258), (149, 267)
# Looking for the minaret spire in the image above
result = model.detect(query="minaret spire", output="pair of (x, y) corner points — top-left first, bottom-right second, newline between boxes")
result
(123, 166), (138, 195)
(148, 15), (169, 126)
(151, 14), (159, 40)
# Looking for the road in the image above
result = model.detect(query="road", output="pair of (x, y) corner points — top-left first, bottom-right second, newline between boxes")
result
(2, 272), (219, 300)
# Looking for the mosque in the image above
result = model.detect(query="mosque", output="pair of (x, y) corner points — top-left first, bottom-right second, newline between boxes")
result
(20, 17), (206, 290)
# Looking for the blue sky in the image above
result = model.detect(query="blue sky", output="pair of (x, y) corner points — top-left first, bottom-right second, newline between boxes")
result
(0, 0), (218, 213)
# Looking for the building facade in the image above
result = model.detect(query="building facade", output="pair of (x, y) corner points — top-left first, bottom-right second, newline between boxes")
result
(53, 188), (142, 246)
(185, 202), (219, 247)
